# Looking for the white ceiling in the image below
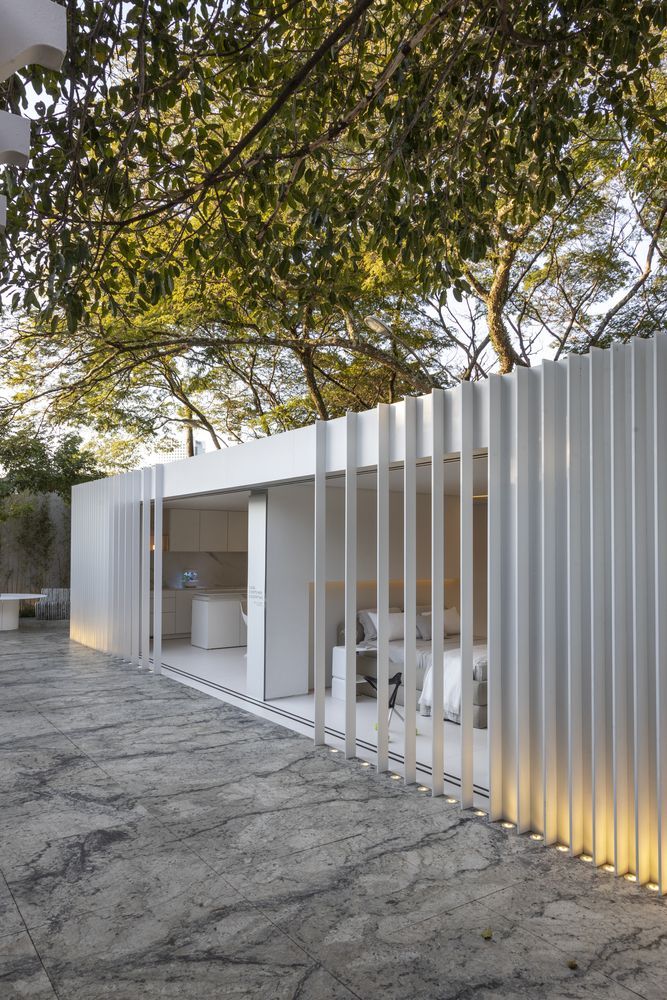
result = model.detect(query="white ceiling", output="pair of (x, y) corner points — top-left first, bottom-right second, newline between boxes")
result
(328, 455), (488, 496)
(165, 490), (251, 511)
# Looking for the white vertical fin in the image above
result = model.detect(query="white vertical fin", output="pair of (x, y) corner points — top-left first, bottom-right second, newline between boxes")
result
(403, 396), (417, 784)
(487, 375), (503, 821)
(431, 389), (445, 797)
(611, 344), (631, 875)
(344, 412), (358, 758)
(654, 334), (667, 893)
(515, 368), (531, 831)
(153, 464), (164, 675)
(376, 403), (390, 773)
(460, 381), (474, 808)
(314, 420), (327, 745)
(141, 468), (152, 670)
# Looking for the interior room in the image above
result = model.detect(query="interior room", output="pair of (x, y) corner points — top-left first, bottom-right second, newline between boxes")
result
(261, 454), (489, 795)
(152, 454), (490, 799)
(152, 490), (251, 693)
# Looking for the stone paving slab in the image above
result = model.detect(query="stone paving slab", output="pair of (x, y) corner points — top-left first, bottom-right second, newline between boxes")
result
(0, 623), (665, 1000)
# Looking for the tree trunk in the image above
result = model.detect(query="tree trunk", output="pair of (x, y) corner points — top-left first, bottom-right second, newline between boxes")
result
(486, 246), (525, 374)
(185, 409), (194, 457)
(297, 347), (329, 420)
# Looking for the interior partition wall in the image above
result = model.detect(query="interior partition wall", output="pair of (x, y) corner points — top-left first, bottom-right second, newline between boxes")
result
(70, 335), (667, 889)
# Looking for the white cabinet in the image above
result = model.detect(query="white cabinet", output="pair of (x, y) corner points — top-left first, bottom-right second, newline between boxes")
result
(167, 507), (248, 553)
(227, 510), (248, 552)
(191, 593), (246, 649)
(175, 590), (195, 633)
(199, 510), (228, 551)
(168, 509), (200, 551)
(161, 611), (176, 635)
(150, 590), (195, 636)
(150, 591), (176, 636)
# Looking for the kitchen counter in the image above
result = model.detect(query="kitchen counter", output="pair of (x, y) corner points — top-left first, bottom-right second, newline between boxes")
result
(193, 589), (246, 601)
(191, 592), (247, 649)
(156, 587), (246, 593)
(150, 587), (247, 639)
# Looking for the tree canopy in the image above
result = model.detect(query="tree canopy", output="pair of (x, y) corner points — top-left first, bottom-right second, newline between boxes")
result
(0, 1), (665, 450)
(0, 427), (101, 502)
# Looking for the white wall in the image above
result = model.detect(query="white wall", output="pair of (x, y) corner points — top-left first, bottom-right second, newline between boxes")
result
(264, 483), (314, 699)
(246, 492), (267, 700)
(162, 551), (247, 590)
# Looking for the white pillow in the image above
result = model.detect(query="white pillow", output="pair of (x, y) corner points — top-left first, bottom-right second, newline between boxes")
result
(357, 609), (377, 641)
(415, 615), (432, 640)
(368, 611), (405, 642)
(417, 607), (461, 636)
(444, 606), (460, 635)
(358, 607), (400, 642)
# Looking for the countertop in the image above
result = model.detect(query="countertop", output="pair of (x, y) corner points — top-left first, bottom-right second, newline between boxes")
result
(153, 587), (246, 593)
(191, 591), (245, 602)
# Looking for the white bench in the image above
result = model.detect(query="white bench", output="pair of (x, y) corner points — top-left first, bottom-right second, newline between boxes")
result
(0, 594), (45, 631)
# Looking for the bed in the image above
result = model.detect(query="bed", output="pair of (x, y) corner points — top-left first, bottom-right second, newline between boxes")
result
(330, 635), (488, 728)
(419, 641), (488, 727)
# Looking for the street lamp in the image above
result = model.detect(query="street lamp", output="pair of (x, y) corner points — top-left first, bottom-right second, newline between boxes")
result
(364, 315), (392, 337)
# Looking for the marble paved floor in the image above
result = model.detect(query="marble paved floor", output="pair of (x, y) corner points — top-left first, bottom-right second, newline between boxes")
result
(1, 624), (666, 1000)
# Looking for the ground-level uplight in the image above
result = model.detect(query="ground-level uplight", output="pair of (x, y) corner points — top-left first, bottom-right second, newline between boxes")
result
(446, 797), (458, 804)
(530, 833), (543, 841)
(390, 773), (401, 780)
(603, 863), (615, 873)
(501, 821), (515, 830)
(474, 809), (486, 817)
(624, 873), (637, 883)
(417, 785), (429, 792)
(580, 854), (593, 863)
(647, 882), (659, 892)
(360, 761), (370, 767)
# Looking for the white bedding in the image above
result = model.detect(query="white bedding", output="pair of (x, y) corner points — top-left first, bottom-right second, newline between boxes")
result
(351, 637), (488, 721)
(418, 643), (488, 719)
